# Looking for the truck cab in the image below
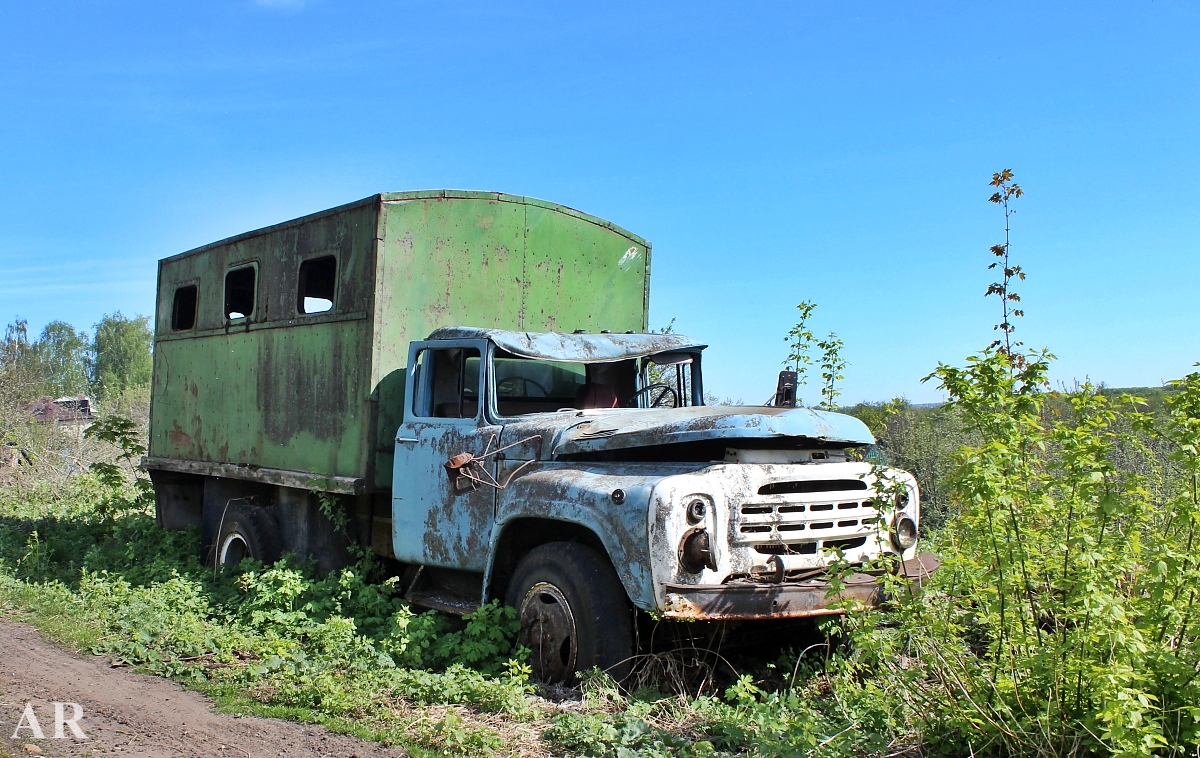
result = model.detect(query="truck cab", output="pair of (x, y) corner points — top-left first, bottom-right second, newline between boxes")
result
(389, 328), (935, 681)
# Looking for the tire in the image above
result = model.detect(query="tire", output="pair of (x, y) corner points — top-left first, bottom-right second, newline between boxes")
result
(212, 503), (281, 568)
(505, 542), (634, 684)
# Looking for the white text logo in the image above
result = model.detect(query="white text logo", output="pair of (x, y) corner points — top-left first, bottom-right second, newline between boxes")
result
(10, 702), (87, 739)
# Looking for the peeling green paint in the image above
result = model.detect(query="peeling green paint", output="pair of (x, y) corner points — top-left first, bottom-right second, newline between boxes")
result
(148, 192), (651, 492)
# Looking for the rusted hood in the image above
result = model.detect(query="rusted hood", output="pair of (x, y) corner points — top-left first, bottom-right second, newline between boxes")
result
(502, 406), (875, 458)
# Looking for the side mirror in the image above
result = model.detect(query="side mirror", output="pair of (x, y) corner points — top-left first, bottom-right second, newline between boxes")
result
(773, 370), (798, 408)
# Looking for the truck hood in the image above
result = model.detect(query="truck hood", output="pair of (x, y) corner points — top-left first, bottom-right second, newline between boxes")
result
(500, 406), (875, 458)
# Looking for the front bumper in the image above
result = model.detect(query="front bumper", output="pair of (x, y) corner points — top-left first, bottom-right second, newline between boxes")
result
(660, 552), (940, 621)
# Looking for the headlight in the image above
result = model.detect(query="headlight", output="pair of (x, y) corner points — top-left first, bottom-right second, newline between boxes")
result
(890, 515), (918, 550)
(679, 528), (716, 573)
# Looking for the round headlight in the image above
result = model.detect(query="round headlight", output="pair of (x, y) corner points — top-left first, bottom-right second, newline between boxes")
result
(679, 528), (716, 574)
(890, 516), (918, 551)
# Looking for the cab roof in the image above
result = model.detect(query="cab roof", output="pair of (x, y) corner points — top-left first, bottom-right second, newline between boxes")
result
(426, 327), (705, 363)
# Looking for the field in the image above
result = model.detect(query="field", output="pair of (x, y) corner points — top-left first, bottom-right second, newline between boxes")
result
(3, 178), (1199, 756)
(2, 352), (1199, 757)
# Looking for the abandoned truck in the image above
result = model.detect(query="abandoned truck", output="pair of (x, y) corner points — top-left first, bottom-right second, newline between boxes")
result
(144, 190), (935, 682)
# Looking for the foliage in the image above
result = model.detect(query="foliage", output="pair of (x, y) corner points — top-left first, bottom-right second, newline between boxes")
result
(0, 482), (536, 753)
(828, 169), (1200, 757)
(838, 353), (1200, 757)
(842, 398), (973, 533)
(1, 318), (36, 386)
(91, 311), (153, 401)
(83, 413), (154, 515)
(781, 302), (847, 410)
(816, 333), (846, 411)
(783, 301), (817, 383)
(33, 320), (91, 397)
(986, 168), (1026, 360)
(1, 313), (152, 414)
(0, 319), (42, 438)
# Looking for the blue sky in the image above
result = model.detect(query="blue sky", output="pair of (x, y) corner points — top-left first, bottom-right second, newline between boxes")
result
(1, 1), (1196, 404)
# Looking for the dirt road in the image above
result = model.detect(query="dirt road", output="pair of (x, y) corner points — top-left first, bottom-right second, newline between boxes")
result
(0, 620), (405, 758)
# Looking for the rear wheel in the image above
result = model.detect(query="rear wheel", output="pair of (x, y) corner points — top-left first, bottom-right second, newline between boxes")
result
(505, 542), (633, 683)
(213, 503), (281, 567)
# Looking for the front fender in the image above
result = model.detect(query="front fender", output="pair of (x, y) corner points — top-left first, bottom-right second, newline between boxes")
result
(487, 461), (700, 611)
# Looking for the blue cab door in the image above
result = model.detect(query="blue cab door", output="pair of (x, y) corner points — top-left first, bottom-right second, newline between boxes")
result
(391, 340), (501, 570)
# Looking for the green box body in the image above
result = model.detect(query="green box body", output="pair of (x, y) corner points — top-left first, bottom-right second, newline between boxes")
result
(147, 191), (651, 493)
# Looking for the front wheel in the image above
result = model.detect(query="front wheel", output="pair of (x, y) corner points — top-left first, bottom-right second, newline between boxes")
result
(505, 542), (633, 683)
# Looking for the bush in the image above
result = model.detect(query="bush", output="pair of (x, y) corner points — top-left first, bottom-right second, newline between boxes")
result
(840, 352), (1200, 757)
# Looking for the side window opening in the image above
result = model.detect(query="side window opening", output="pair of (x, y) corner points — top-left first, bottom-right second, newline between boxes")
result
(298, 255), (337, 314)
(171, 284), (198, 331)
(639, 352), (695, 408)
(225, 266), (256, 320)
(412, 348), (481, 419)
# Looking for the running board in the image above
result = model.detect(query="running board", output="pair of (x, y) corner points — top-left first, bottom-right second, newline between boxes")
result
(405, 588), (481, 616)
(403, 565), (484, 616)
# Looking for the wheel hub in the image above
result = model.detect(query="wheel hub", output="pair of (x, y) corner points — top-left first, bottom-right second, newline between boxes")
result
(219, 533), (249, 565)
(517, 581), (578, 682)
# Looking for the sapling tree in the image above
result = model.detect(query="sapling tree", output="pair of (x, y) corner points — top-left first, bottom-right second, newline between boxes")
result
(782, 302), (849, 409)
(986, 168), (1026, 365)
(817, 332), (846, 411)
(84, 414), (154, 515)
(784, 301), (818, 386)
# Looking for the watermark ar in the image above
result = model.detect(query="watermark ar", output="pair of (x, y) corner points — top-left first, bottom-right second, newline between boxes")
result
(10, 702), (87, 740)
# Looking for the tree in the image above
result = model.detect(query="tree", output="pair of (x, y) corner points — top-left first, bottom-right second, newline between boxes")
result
(0, 318), (43, 443)
(1, 318), (42, 397)
(34, 321), (90, 397)
(91, 312), (152, 400)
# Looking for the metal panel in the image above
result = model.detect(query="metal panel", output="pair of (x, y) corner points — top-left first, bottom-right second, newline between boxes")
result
(660, 553), (940, 620)
(522, 203), (649, 334)
(370, 197), (529, 489)
(369, 195), (653, 489)
(554, 406), (876, 456)
(149, 191), (653, 493)
(391, 339), (500, 569)
(148, 200), (380, 483)
(426, 328), (701, 362)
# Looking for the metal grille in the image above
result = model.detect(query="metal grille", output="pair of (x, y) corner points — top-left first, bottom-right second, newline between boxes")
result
(733, 485), (877, 551)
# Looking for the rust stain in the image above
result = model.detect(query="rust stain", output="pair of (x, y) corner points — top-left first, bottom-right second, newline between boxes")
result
(661, 553), (938, 621)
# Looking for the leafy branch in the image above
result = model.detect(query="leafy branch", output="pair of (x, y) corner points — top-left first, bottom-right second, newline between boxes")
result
(817, 332), (846, 411)
(784, 301), (817, 381)
(83, 414), (153, 515)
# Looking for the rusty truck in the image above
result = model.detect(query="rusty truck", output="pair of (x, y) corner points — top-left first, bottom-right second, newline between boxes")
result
(145, 190), (934, 682)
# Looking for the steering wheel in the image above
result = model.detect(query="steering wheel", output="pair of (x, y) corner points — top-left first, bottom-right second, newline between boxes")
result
(626, 383), (680, 408)
(497, 377), (548, 397)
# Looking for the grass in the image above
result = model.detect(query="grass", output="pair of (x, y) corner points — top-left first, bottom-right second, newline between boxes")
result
(1, 474), (868, 758)
(9, 359), (1195, 757)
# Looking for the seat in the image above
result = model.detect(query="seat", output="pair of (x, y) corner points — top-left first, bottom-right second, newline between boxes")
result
(575, 383), (619, 409)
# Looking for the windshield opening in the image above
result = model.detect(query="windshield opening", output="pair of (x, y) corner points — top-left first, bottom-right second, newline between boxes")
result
(493, 352), (639, 416)
(490, 348), (704, 417)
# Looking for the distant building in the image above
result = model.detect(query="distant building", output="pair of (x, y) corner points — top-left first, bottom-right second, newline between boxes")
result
(24, 396), (95, 424)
